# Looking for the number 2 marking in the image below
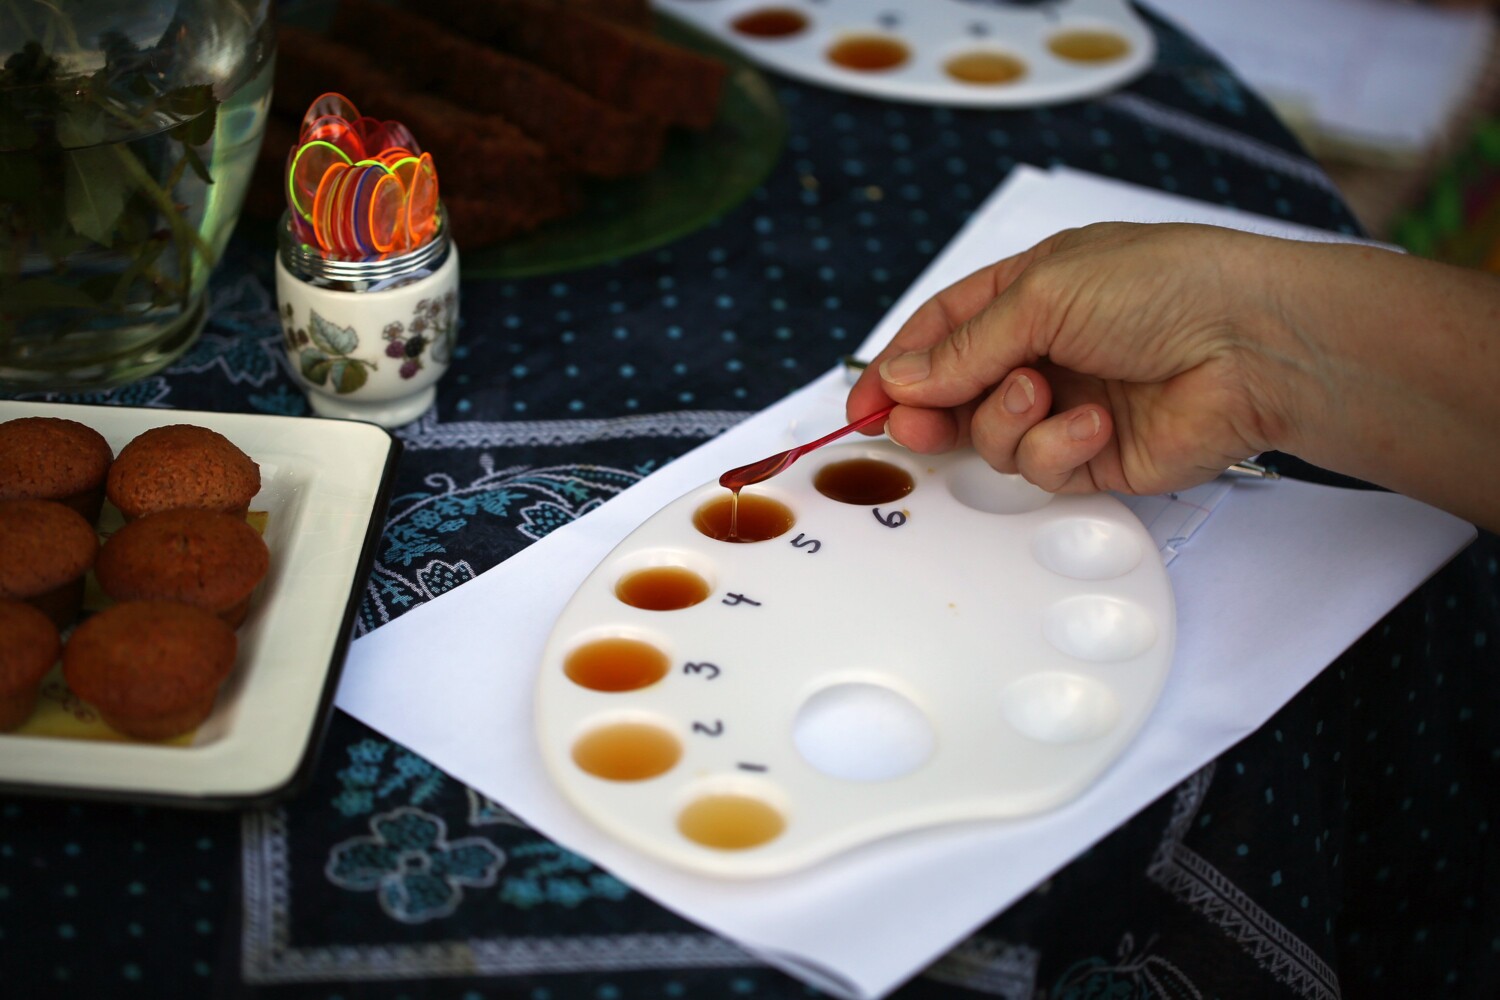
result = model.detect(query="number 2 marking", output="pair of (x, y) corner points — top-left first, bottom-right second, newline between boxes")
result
(692, 720), (725, 737)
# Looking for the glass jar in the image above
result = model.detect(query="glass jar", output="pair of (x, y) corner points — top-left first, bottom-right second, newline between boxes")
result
(0, 1), (275, 390)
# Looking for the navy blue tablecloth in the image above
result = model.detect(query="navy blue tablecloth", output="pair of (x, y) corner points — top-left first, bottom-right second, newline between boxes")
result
(3, 9), (1497, 999)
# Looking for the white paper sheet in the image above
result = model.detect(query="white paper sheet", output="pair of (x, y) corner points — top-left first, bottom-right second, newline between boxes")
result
(1142, 0), (1492, 157)
(335, 167), (1475, 999)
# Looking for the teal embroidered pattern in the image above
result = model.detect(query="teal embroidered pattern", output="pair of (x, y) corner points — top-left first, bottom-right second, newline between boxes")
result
(331, 738), (445, 818)
(359, 458), (647, 632)
(498, 841), (630, 910)
(325, 807), (505, 924)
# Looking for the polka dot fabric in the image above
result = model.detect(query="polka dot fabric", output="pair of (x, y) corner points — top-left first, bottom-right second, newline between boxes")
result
(1, 7), (1494, 999)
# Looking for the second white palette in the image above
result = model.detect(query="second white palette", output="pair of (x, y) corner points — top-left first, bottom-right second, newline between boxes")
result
(536, 440), (1176, 878)
(656, 0), (1156, 107)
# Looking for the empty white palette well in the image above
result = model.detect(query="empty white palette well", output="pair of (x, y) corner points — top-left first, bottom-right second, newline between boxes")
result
(536, 440), (1176, 878)
(656, 0), (1156, 107)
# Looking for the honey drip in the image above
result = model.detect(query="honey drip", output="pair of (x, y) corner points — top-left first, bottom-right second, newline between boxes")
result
(564, 637), (669, 692)
(572, 722), (681, 781)
(615, 566), (710, 611)
(677, 793), (785, 850)
(813, 457), (915, 506)
(694, 492), (795, 543)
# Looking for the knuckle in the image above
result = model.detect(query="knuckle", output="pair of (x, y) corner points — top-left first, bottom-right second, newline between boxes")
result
(944, 316), (979, 365)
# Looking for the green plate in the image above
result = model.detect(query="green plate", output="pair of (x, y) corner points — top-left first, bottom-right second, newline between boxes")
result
(460, 13), (785, 279)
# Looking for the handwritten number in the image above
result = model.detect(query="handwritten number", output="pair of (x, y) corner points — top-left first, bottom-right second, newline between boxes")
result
(683, 661), (721, 681)
(872, 507), (907, 528)
(692, 720), (725, 737)
(790, 533), (822, 553)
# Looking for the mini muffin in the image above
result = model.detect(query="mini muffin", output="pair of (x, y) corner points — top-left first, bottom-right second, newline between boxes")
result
(106, 424), (261, 520)
(0, 498), (99, 629)
(96, 509), (270, 628)
(63, 601), (237, 741)
(0, 599), (61, 731)
(0, 416), (114, 522)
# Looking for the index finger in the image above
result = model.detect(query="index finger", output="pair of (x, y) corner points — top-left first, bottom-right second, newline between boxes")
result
(847, 229), (1075, 421)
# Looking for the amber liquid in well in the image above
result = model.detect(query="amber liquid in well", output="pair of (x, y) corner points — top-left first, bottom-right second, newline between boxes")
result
(1048, 30), (1130, 62)
(827, 35), (909, 72)
(615, 566), (710, 611)
(564, 637), (669, 692)
(572, 722), (681, 781)
(945, 51), (1027, 85)
(814, 457), (915, 506)
(694, 492), (795, 543)
(677, 794), (785, 850)
(732, 7), (809, 38)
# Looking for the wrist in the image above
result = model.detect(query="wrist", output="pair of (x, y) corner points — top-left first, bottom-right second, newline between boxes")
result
(1224, 231), (1327, 458)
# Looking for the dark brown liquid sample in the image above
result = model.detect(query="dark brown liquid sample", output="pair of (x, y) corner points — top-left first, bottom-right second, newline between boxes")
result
(677, 793), (785, 850)
(827, 35), (909, 72)
(945, 51), (1027, 85)
(564, 637), (669, 692)
(1048, 30), (1130, 63)
(572, 722), (681, 781)
(814, 457), (915, 506)
(615, 566), (710, 610)
(732, 7), (809, 38)
(694, 492), (795, 543)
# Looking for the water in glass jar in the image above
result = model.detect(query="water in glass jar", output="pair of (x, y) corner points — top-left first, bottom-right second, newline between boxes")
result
(0, 2), (274, 389)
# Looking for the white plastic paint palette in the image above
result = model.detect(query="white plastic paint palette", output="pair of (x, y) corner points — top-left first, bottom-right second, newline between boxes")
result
(656, 0), (1155, 107)
(537, 440), (1176, 878)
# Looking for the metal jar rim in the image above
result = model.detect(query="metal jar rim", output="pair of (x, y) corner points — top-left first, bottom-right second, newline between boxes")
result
(277, 205), (450, 286)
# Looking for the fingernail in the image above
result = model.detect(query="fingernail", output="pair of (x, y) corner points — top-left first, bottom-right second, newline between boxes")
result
(879, 350), (930, 386)
(883, 418), (904, 447)
(1002, 374), (1034, 414)
(1068, 409), (1101, 441)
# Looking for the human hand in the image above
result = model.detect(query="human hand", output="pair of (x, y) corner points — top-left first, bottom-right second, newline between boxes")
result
(847, 222), (1302, 496)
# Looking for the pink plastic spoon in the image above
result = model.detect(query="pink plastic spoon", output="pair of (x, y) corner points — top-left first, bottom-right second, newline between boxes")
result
(719, 404), (895, 492)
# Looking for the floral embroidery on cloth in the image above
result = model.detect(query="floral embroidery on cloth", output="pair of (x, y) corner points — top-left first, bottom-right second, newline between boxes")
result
(325, 806), (506, 924)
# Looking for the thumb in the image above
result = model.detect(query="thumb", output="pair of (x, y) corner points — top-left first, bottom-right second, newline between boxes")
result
(878, 291), (1042, 408)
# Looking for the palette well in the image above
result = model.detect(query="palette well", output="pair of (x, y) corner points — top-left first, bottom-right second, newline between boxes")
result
(536, 440), (1176, 878)
(654, 0), (1156, 107)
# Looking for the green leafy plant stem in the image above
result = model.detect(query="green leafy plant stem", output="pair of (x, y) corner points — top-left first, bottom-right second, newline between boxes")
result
(111, 142), (217, 310)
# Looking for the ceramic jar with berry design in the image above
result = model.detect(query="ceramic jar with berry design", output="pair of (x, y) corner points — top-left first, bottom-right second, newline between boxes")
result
(275, 207), (459, 428)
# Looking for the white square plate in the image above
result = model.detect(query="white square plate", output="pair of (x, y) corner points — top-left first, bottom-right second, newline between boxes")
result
(0, 401), (400, 807)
